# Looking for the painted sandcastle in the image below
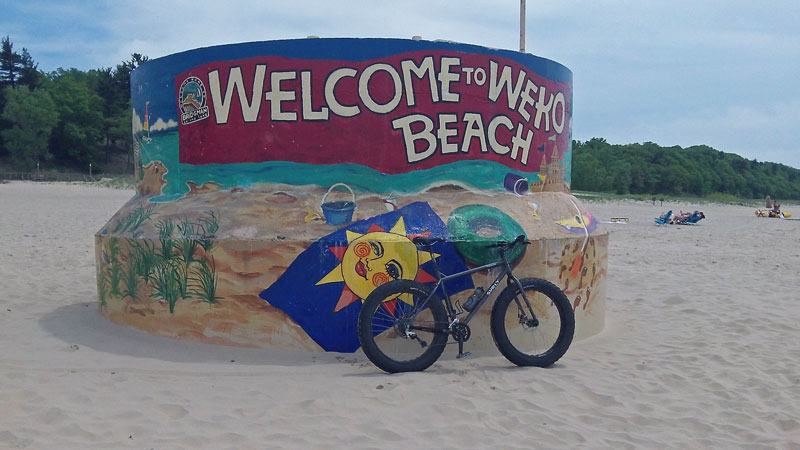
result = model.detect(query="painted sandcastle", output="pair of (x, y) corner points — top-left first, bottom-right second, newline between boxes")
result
(95, 38), (607, 353)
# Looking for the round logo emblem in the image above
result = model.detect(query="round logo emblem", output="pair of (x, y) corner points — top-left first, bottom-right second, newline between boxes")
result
(179, 76), (206, 113)
(179, 76), (210, 125)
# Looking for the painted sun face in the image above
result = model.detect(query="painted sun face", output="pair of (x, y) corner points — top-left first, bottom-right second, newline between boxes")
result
(340, 232), (419, 299)
(316, 216), (439, 312)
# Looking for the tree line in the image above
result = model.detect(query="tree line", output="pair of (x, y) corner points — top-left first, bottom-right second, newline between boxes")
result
(572, 138), (800, 200)
(0, 36), (147, 173)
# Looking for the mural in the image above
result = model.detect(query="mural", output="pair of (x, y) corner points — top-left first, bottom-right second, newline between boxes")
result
(260, 202), (473, 352)
(95, 38), (607, 352)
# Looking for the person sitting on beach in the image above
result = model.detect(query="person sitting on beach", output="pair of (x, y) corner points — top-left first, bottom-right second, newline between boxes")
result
(671, 211), (691, 224)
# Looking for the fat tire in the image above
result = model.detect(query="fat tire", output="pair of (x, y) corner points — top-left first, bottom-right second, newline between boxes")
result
(490, 278), (574, 367)
(358, 280), (449, 373)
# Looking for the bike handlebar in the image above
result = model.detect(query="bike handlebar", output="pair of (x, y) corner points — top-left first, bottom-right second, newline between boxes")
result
(414, 234), (529, 251)
(486, 234), (530, 250)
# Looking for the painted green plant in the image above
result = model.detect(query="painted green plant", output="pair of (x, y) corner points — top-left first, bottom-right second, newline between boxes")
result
(108, 238), (121, 259)
(156, 219), (176, 260)
(177, 218), (201, 266)
(177, 238), (199, 265)
(122, 251), (140, 300)
(178, 217), (203, 238)
(198, 210), (219, 252)
(97, 268), (108, 309)
(101, 210), (223, 313)
(130, 239), (158, 284)
(190, 257), (222, 304)
(200, 210), (219, 234)
(113, 204), (155, 233)
(108, 239), (123, 296)
(175, 259), (191, 300)
(151, 260), (181, 313)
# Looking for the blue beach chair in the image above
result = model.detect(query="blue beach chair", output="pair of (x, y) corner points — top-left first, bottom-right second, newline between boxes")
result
(654, 210), (672, 225)
(685, 211), (705, 224)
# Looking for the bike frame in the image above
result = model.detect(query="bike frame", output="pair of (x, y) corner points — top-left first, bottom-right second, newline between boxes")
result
(420, 243), (530, 330)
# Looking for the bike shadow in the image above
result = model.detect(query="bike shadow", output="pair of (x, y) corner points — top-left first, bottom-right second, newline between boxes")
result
(343, 358), (570, 378)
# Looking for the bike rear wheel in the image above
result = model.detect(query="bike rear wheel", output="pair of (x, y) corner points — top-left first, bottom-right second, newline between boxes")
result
(490, 278), (574, 367)
(358, 280), (449, 373)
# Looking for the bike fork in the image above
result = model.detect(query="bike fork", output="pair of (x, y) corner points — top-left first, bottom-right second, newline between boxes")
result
(510, 276), (540, 327)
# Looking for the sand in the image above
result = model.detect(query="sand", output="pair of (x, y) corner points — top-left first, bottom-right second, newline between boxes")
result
(1, 181), (798, 449)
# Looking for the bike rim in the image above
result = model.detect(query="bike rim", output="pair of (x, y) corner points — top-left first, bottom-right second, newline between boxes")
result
(503, 288), (564, 357)
(366, 291), (442, 363)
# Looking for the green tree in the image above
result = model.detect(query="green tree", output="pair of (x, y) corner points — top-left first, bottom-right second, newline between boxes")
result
(0, 36), (21, 87)
(0, 36), (41, 159)
(1, 86), (58, 170)
(0, 36), (39, 89)
(87, 53), (149, 170)
(572, 139), (800, 199)
(45, 69), (105, 168)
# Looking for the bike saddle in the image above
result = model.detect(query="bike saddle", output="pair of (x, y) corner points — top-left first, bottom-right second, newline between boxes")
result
(412, 236), (445, 247)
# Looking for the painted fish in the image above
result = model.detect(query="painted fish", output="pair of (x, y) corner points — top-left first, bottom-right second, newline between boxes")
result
(556, 211), (597, 233)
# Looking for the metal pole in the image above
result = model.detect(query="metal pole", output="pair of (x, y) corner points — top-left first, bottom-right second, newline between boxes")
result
(520, 0), (526, 52)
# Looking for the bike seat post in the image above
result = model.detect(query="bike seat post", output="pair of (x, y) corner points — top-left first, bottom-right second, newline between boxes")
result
(424, 242), (444, 279)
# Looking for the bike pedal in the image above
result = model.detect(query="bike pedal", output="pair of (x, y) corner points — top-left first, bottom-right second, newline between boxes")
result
(457, 351), (472, 359)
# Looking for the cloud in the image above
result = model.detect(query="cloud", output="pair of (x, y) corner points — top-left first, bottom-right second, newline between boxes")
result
(130, 108), (177, 134)
(151, 118), (177, 132)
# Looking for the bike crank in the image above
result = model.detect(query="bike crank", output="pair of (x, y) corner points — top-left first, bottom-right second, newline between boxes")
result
(452, 323), (472, 359)
(451, 323), (471, 342)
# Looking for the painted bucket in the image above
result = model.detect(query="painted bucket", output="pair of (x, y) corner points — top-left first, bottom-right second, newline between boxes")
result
(503, 173), (529, 195)
(321, 183), (356, 225)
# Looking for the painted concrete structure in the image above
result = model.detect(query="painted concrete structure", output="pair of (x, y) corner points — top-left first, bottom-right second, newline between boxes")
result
(95, 38), (607, 353)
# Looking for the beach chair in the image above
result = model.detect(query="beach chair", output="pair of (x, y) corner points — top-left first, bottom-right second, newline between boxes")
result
(654, 210), (672, 225)
(685, 211), (705, 224)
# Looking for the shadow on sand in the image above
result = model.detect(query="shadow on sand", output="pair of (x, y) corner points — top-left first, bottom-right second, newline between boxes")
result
(38, 302), (360, 367)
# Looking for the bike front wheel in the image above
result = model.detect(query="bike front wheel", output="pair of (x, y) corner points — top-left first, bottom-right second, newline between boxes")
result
(358, 280), (449, 373)
(490, 278), (574, 367)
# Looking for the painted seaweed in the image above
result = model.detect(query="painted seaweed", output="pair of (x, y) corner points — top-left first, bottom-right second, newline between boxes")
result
(130, 239), (158, 283)
(97, 267), (108, 309)
(113, 204), (156, 233)
(190, 256), (222, 304)
(198, 211), (219, 253)
(156, 219), (176, 260)
(99, 210), (222, 314)
(107, 238), (123, 297)
(151, 260), (182, 313)
(122, 259), (139, 300)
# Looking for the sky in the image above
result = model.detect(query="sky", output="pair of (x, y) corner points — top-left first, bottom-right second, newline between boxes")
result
(3, 0), (799, 168)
